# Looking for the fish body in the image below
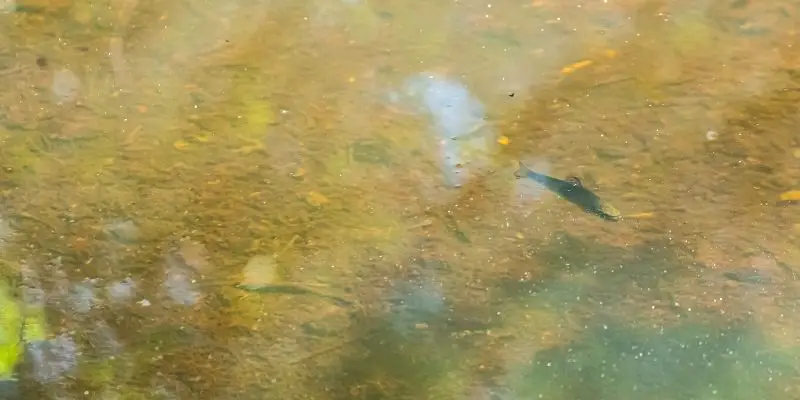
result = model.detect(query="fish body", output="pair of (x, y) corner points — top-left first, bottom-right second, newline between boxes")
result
(515, 161), (621, 221)
(234, 283), (353, 307)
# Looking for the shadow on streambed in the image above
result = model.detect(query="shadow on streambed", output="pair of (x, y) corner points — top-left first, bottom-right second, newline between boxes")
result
(289, 232), (800, 399)
(489, 232), (800, 400)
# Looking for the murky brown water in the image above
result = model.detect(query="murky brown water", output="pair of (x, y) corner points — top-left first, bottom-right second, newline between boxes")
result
(0, 0), (799, 398)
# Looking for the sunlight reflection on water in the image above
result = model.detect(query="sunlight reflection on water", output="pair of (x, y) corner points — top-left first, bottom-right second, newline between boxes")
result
(389, 279), (446, 336)
(26, 334), (78, 384)
(392, 73), (496, 188)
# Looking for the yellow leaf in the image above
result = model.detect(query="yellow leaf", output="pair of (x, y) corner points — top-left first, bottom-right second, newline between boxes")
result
(497, 136), (510, 145)
(306, 191), (330, 207)
(626, 212), (655, 219)
(233, 143), (265, 155)
(779, 190), (800, 201)
(561, 60), (593, 75)
(192, 132), (212, 143)
(291, 167), (307, 178)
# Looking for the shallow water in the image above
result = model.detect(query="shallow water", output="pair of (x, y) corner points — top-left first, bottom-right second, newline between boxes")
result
(0, 0), (798, 398)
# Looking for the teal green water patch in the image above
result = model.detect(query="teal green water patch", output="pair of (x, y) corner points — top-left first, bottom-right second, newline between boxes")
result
(493, 232), (698, 313)
(504, 319), (797, 400)
(318, 278), (500, 399)
(485, 231), (799, 399)
(325, 317), (464, 399)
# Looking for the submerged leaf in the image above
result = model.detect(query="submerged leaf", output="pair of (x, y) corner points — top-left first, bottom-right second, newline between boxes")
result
(560, 59), (593, 75)
(779, 190), (800, 202)
(305, 191), (330, 207)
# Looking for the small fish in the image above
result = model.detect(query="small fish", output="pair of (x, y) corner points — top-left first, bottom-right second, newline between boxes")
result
(234, 283), (354, 307)
(514, 161), (621, 221)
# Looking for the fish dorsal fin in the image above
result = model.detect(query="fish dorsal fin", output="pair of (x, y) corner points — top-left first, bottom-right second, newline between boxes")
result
(565, 176), (583, 187)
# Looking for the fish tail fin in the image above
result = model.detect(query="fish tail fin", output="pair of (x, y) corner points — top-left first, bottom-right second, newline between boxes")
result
(514, 161), (532, 179)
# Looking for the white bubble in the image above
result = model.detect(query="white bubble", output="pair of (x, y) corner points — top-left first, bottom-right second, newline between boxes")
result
(51, 69), (81, 105)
